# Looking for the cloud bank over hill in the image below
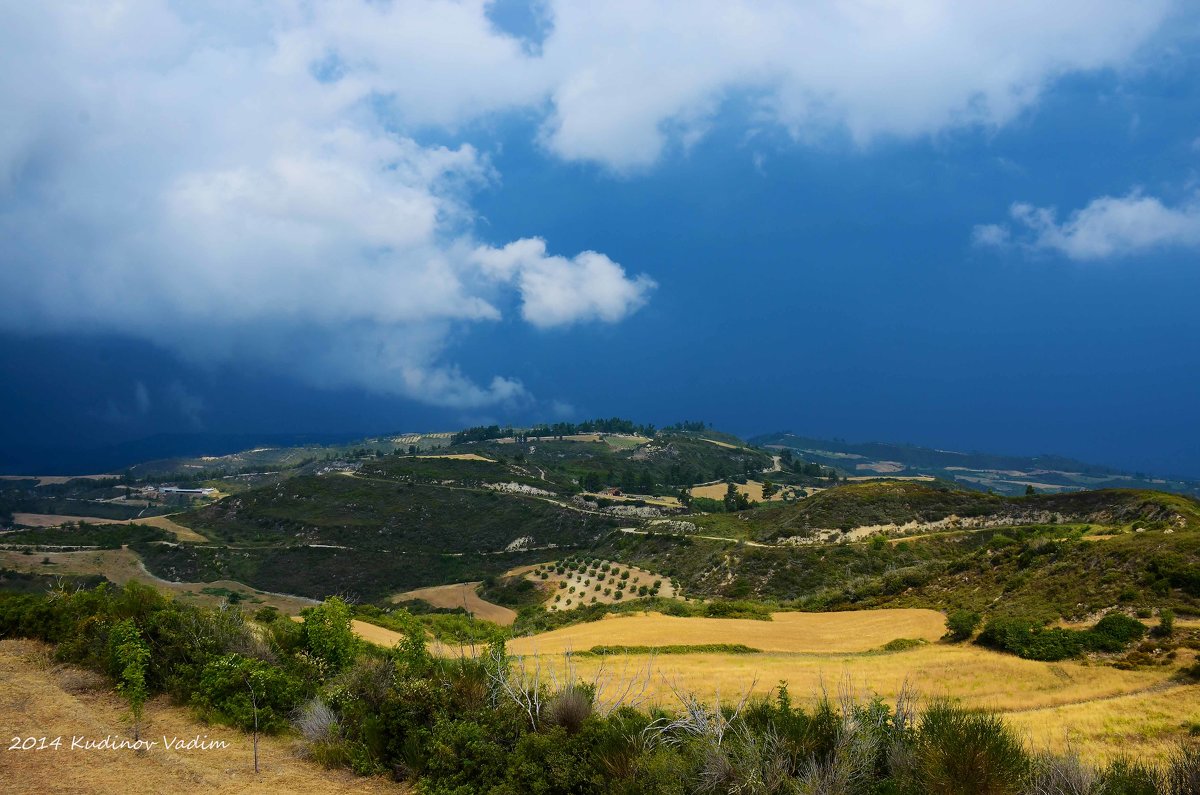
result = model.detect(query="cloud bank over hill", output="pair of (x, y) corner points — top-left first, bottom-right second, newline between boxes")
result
(0, 1), (1176, 407)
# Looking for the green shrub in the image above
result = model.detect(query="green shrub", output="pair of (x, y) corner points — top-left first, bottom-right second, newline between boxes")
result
(300, 597), (357, 675)
(1153, 608), (1176, 638)
(1099, 756), (1161, 794)
(945, 610), (981, 642)
(193, 653), (305, 733)
(977, 613), (1146, 661)
(1087, 613), (1147, 652)
(911, 701), (1028, 794)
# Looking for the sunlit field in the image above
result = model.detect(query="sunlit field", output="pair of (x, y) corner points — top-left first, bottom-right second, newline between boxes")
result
(504, 608), (946, 654)
(489, 610), (1200, 766)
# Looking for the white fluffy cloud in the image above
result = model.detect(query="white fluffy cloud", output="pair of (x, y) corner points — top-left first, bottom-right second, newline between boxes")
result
(0, 1), (1179, 405)
(471, 239), (656, 328)
(975, 192), (1200, 260)
(0, 2), (654, 408)
(535, 1), (1172, 169)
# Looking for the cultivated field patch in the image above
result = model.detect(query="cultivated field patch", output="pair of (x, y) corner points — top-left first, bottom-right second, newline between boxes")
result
(505, 608), (945, 655)
(518, 637), (1198, 765)
(524, 558), (675, 612)
(391, 581), (517, 626)
(7, 513), (208, 543)
(689, 480), (796, 503)
(11, 513), (121, 528)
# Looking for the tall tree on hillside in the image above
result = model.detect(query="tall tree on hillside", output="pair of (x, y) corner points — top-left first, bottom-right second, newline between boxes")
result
(723, 481), (739, 512)
(677, 488), (693, 509)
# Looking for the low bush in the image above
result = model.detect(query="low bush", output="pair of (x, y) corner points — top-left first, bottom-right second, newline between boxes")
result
(945, 609), (981, 642)
(977, 612), (1146, 661)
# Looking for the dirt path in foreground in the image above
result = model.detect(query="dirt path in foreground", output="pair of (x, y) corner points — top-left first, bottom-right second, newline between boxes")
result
(0, 639), (400, 793)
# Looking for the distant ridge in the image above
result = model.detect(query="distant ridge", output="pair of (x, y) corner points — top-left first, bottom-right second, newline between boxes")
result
(751, 431), (1200, 498)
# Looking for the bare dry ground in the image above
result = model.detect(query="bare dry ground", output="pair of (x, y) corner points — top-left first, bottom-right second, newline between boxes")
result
(0, 548), (316, 615)
(413, 453), (495, 462)
(0, 639), (400, 794)
(506, 609), (945, 655)
(391, 582), (517, 626)
(699, 438), (741, 449)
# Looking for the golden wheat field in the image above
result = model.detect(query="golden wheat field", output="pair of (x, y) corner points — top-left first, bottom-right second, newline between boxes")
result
(499, 619), (1200, 768)
(689, 480), (792, 502)
(0, 639), (399, 794)
(505, 609), (946, 654)
(333, 607), (1199, 764)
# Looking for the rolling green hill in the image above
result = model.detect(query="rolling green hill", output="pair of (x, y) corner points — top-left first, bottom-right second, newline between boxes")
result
(9, 422), (1200, 631)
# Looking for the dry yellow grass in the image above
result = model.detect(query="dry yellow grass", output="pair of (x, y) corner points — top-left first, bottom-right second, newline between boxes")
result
(11, 513), (126, 528)
(0, 639), (399, 794)
(133, 515), (210, 543)
(512, 637), (1198, 765)
(7, 512), (208, 542)
(507, 609), (945, 655)
(414, 453), (495, 462)
(349, 620), (404, 647)
(391, 582), (517, 626)
(689, 480), (793, 503)
(1009, 683), (1200, 766)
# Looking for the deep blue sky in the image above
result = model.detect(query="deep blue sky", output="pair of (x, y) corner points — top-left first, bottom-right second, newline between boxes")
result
(1, 3), (1198, 476)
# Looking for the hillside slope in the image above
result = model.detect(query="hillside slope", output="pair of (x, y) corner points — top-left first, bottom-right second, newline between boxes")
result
(732, 482), (1200, 542)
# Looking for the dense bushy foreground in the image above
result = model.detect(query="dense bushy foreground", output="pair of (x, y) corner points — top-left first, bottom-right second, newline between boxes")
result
(2, 583), (1198, 794)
